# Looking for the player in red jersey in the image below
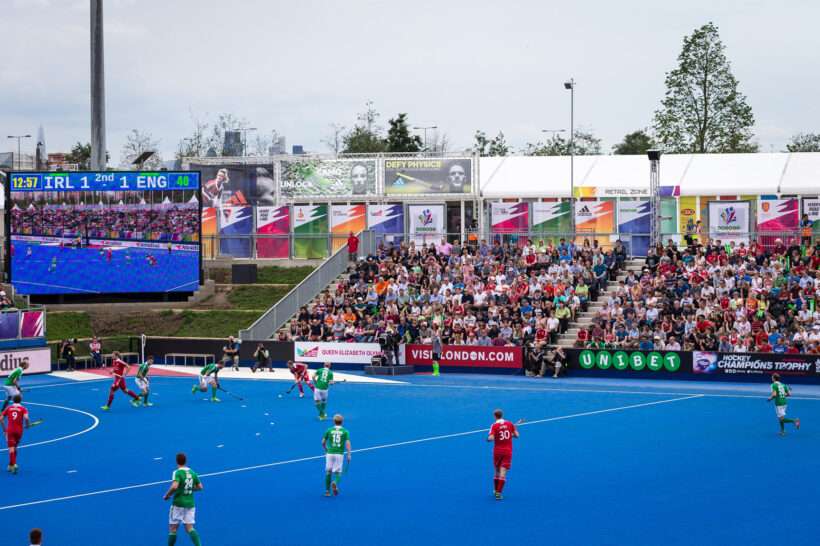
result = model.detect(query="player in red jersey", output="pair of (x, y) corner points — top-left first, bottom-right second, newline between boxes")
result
(101, 351), (142, 411)
(287, 360), (315, 398)
(487, 409), (520, 500)
(1, 395), (30, 474)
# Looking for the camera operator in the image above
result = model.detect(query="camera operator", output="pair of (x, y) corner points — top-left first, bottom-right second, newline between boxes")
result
(526, 343), (545, 377)
(378, 326), (401, 366)
(540, 346), (567, 378)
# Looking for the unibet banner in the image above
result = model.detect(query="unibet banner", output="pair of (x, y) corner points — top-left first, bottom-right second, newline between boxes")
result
(280, 159), (377, 198)
(293, 204), (328, 259)
(707, 201), (750, 244)
(570, 349), (685, 373)
(407, 204), (444, 245)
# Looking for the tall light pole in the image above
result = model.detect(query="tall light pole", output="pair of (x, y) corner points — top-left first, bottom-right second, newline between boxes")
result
(90, 0), (107, 170)
(564, 79), (575, 232)
(412, 125), (437, 151)
(7, 134), (32, 170)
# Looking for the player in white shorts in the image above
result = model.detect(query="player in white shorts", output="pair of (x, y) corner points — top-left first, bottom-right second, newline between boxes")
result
(322, 414), (351, 496)
(135, 356), (154, 406)
(163, 452), (204, 545)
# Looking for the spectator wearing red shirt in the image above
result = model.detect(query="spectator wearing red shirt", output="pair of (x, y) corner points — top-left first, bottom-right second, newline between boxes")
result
(347, 232), (359, 262)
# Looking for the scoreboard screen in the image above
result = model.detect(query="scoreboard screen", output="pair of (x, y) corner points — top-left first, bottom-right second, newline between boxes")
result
(7, 171), (201, 295)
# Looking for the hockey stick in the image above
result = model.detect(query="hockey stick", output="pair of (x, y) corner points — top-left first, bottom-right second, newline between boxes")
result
(29, 419), (45, 427)
(217, 385), (244, 401)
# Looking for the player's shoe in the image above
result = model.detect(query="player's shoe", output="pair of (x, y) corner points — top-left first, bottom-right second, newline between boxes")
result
(211, 397), (221, 403)
(130, 399), (141, 407)
(299, 393), (304, 398)
(324, 490), (331, 497)
(10, 465), (18, 474)
(100, 405), (110, 411)
(495, 492), (503, 500)
(191, 385), (197, 395)
(331, 482), (339, 496)
(6, 465), (11, 472)
(144, 402), (154, 407)
(796, 418), (801, 430)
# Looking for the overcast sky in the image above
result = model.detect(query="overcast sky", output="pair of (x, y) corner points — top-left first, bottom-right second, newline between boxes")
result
(3, 0), (819, 163)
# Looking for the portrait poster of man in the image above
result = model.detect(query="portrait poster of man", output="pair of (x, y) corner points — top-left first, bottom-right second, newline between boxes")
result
(384, 158), (472, 195)
(280, 159), (376, 198)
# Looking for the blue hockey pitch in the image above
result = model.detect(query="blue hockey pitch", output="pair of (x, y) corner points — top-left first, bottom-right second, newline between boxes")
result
(1, 371), (819, 545)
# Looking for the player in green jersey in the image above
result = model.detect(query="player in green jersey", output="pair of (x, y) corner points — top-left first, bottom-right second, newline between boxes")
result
(48, 256), (57, 273)
(322, 414), (351, 497)
(135, 355), (154, 406)
(768, 373), (800, 436)
(192, 361), (223, 402)
(163, 452), (204, 546)
(312, 362), (335, 420)
(3, 358), (29, 411)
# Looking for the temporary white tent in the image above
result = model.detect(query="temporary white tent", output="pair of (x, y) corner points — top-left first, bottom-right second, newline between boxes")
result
(779, 153), (820, 195)
(676, 153), (785, 196)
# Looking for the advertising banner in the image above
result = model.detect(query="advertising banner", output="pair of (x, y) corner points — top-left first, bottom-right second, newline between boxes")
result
(293, 204), (328, 259)
(491, 202), (529, 233)
(384, 158), (472, 195)
(280, 159), (377, 198)
(692, 351), (820, 377)
(531, 201), (571, 239)
(571, 349), (686, 373)
(0, 312), (20, 340)
(193, 163), (275, 207)
(330, 204), (367, 252)
(407, 204), (445, 245)
(202, 207), (217, 259)
(617, 199), (651, 256)
(757, 198), (800, 248)
(679, 196), (698, 236)
(574, 200), (615, 247)
(218, 205), (253, 258)
(367, 204), (404, 242)
(707, 201), (750, 244)
(0, 347), (51, 377)
(405, 344), (522, 369)
(256, 206), (290, 259)
(293, 342), (382, 364)
(804, 197), (820, 237)
(20, 311), (45, 338)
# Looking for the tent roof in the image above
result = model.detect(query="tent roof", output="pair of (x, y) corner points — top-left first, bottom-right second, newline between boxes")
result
(779, 153), (820, 195)
(677, 153), (785, 196)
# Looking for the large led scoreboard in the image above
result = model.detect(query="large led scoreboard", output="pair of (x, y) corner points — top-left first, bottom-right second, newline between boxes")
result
(6, 171), (202, 296)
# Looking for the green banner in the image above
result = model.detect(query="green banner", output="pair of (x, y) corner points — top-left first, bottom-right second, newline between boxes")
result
(577, 349), (682, 372)
(293, 204), (328, 259)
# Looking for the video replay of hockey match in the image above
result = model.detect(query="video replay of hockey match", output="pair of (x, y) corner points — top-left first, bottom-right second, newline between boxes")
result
(6, 171), (201, 296)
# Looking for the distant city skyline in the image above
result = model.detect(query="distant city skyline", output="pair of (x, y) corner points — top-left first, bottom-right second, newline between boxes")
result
(3, 0), (819, 162)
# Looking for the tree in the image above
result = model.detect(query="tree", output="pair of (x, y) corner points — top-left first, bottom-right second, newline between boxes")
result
(65, 142), (92, 169)
(786, 132), (820, 152)
(321, 123), (346, 154)
(385, 114), (422, 153)
(613, 129), (656, 155)
(653, 22), (757, 153)
(342, 101), (386, 154)
(523, 130), (601, 156)
(472, 130), (510, 157)
(119, 129), (163, 169)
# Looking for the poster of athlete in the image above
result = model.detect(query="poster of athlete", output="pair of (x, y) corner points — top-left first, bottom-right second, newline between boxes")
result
(192, 164), (275, 207)
(383, 158), (472, 195)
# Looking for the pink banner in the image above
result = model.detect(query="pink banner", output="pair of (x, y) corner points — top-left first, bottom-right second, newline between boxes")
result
(256, 206), (290, 259)
(20, 311), (45, 338)
(757, 199), (799, 249)
(405, 344), (522, 369)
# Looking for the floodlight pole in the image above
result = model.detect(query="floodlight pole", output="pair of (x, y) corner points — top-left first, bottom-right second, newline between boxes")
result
(564, 79), (575, 233)
(413, 125), (437, 151)
(648, 149), (662, 249)
(7, 135), (31, 169)
(90, 0), (107, 170)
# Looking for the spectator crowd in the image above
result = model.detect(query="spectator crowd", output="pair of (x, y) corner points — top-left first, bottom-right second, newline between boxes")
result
(575, 238), (820, 354)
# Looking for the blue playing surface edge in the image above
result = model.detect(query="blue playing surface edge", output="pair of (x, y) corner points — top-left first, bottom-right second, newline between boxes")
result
(1, 373), (818, 545)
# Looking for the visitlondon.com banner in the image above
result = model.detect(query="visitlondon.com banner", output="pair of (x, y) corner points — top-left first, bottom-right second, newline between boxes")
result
(405, 345), (522, 369)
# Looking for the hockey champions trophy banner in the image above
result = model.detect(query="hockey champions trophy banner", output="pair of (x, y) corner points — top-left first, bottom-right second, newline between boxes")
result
(384, 158), (472, 195)
(617, 199), (651, 256)
(330, 204), (366, 252)
(293, 204), (328, 259)
(491, 202), (529, 234)
(574, 200), (615, 246)
(219, 206), (253, 258)
(408, 204), (444, 245)
(707, 201), (750, 244)
(758, 198), (799, 248)
(531, 201), (571, 236)
(256, 206), (290, 259)
(367, 204), (404, 242)
(201, 207), (217, 259)
(280, 159), (377, 198)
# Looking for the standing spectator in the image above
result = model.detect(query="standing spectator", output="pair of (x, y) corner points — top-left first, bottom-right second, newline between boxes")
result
(0, 291), (11, 309)
(431, 329), (442, 376)
(801, 213), (813, 248)
(347, 231), (359, 262)
(222, 336), (240, 371)
(60, 339), (76, 372)
(89, 336), (102, 369)
(252, 343), (271, 373)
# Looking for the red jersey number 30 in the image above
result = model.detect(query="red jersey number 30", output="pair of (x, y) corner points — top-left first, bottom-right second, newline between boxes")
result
(491, 421), (516, 451)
